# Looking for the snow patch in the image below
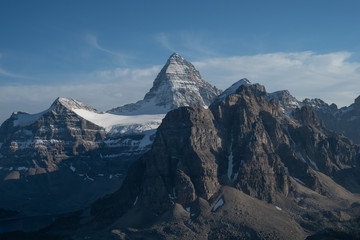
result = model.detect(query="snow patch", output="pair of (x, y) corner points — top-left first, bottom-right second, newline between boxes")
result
(185, 207), (191, 212)
(213, 198), (224, 211)
(84, 174), (94, 181)
(275, 206), (282, 211)
(218, 78), (251, 100)
(70, 164), (76, 172)
(17, 167), (28, 171)
(168, 188), (177, 200)
(133, 196), (138, 206)
(295, 152), (306, 163)
(72, 108), (165, 133)
(166, 61), (189, 74)
(307, 156), (319, 171)
(13, 107), (53, 127)
(293, 177), (306, 186)
(138, 130), (156, 148)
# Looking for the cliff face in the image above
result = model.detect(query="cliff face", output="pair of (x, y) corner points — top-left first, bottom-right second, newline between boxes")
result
(0, 53), (222, 215)
(0, 98), (105, 177)
(87, 84), (360, 239)
(0, 98), (123, 214)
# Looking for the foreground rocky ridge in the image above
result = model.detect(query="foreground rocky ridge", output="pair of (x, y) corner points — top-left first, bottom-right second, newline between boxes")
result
(1, 54), (360, 238)
(47, 83), (360, 239)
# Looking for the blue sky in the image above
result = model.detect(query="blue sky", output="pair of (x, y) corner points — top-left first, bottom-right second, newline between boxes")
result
(1, 0), (360, 124)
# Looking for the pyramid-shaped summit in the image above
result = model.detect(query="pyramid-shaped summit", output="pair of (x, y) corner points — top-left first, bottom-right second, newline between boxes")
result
(108, 53), (221, 114)
(51, 97), (97, 112)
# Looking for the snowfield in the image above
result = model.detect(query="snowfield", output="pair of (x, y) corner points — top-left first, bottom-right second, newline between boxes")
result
(72, 108), (165, 133)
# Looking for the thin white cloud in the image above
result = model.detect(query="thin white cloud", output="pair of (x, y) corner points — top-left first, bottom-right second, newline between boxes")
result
(1, 51), (360, 125)
(155, 33), (175, 52)
(179, 32), (217, 56)
(0, 67), (32, 79)
(88, 65), (161, 83)
(85, 34), (129, 64)
(194, 51), (360, 107)
(0, 65), (162, 124)
(0, 53), (34, 79)
(155, 32), (216, 57)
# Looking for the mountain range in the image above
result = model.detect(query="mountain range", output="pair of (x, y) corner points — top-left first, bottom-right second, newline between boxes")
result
(0, 53), (360, 239)
(0, 53), (220, 216)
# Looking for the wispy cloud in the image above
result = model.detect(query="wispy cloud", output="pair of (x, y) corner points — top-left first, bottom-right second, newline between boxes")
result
(0, 53), (34, 79)
(0, 65), (162, 124)
(194, 51), (360, 107)
(88, 65), (161, 83)
(85, 34), (129, 63)
(155, 33), (175, 52)
(0, 67), (32, 79)
(155, 32), (217, 57)
(1, 51), (360, 125)
(179, 32), (217, 56)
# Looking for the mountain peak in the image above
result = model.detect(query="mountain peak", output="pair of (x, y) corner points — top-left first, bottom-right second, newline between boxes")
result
(162, 53), (193, 75)
(217, 78), (252, 101)
(168, 52), (183, 61)
(52, 97), (96, 112)
(108, 54), (221, 114)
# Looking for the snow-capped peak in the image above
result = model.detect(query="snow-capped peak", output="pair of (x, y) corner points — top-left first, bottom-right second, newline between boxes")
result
(51, 97), (96, 112)
(217, 78), (252, 100)
(11, 97), (96, 127)
(269, 90), (301, 112)
(108, 53), (221, 115)
(165, 53), (189, 75)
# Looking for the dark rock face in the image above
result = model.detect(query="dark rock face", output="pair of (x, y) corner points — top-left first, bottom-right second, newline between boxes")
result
(87, 84), (360, 239)
(0, 54), (222, 215)
(211, 84), (292, 201)
(92, 107), (222, 219)
(301, 97), (360, 144)
(0, 98), (105, 176)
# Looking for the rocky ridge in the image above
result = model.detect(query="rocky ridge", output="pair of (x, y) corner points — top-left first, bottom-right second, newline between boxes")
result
(270, 89), (360, 144)
(1, 56), (360, 239)
(0, 53), (221, 216)
(67, 82), (360, 239)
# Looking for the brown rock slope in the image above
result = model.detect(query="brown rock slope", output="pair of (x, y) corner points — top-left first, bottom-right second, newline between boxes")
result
(49, 83), (360, 239)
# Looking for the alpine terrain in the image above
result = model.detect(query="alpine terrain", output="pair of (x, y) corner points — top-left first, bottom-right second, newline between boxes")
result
(0, 53), (220, 224)
(1, 55), (360, 240)
(270, 90), (360, 144)
(23, 79), (360, 240)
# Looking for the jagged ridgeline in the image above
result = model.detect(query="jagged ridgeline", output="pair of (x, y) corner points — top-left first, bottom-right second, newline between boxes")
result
(1, 54), (360, 239)
(0, 53), (220, 216)
(87, 83), (360, 239)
